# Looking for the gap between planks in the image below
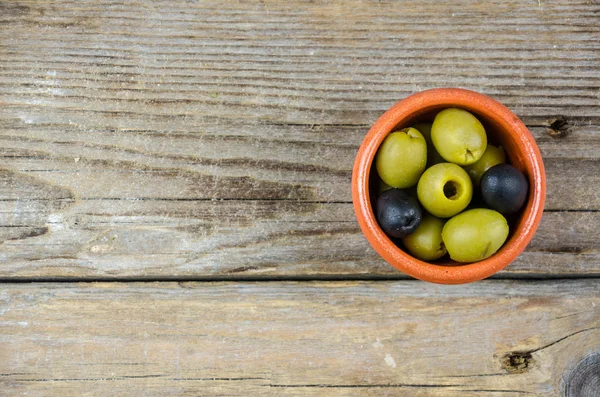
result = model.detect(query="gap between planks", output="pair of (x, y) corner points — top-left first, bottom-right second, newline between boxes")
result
(1, 275), (599, 284)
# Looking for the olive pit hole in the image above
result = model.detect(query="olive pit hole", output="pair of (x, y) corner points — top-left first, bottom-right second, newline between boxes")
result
(443, 181), (459, 200)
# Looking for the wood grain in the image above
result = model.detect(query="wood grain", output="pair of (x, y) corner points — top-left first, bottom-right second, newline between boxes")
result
(0, 120), (598, 208)
(563, 353), (600, 397)
(0, 0), (599, 279)
(0, 199), (599, 279)
(1, 2), (599, 395)
(0, 281), (598, 396)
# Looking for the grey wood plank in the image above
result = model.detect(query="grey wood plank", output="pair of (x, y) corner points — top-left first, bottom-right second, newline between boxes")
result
(0, 0), (598, 279)
(0, 200), (598, 279)
(0, 280), (598, 396)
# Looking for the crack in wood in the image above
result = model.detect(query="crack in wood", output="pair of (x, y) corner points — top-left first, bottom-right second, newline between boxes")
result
(501, 327), (600, 374)
(528, 327), (600, 354)
(17, 374), (166, 382)
(435, 373), (510, 378)
(268, 383), (462, 388)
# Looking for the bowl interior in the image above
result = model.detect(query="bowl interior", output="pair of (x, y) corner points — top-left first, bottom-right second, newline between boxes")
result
(354, 89), (545, 284)
(368, 106), (529, 267)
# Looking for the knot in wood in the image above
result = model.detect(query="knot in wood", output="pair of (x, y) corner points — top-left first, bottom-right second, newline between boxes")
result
(548, 117), (570, 138)
(501, 351), (533, 373)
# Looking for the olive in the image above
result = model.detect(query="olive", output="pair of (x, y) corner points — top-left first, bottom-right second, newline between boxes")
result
(402, 213), (447, 261)
(431, 108), (487, 165)
(463, 144), (506, 186)
(442, 208), (509, 263)
(375, 188), (422, 238)
(480, 164), (528, 214)
(413, 122), (445, 166)
(375, 128), (427, 188)
(417, 163), (473, 218)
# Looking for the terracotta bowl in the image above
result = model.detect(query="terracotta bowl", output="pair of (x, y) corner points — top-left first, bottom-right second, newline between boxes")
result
(352, 88), (546, 284)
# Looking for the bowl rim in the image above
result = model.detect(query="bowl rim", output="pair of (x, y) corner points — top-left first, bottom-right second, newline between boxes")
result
(352, 88), (546, 284)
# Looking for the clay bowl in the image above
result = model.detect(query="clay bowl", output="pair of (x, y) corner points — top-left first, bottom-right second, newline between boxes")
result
(352, 88), (546, 284)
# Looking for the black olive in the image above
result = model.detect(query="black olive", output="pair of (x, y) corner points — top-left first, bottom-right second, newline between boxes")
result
(481, 164), (528, 215)
(376, 189), (422, 238)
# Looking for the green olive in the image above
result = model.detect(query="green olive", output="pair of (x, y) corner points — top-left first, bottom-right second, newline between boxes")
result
(442, 208), (509, 263)
(463, 145), (506, 186)
(413, 122), (445, 166)
(431, 108), (487, 165)
(376, 128), (427, 188)
(417, 163), (473, 218)
(402, 213), (447, 261)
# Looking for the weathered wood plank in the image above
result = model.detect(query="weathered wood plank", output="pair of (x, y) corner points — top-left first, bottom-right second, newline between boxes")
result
(0, 199), (598, 279)
(0, 119), (598, 208)
(0, 281), (598, 396)
(1, 0), (598, 125)
(0, 0), (599, 279)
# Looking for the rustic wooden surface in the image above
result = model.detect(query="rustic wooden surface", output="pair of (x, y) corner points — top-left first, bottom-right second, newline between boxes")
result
(0, 0), (599, 279)
(1, 281), (599, 396)
(1, 0), (599, 395)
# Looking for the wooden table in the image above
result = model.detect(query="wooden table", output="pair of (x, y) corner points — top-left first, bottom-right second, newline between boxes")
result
(1, 1), (599, 395)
